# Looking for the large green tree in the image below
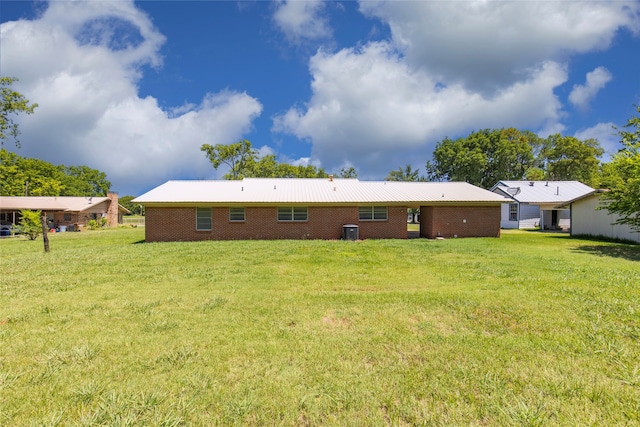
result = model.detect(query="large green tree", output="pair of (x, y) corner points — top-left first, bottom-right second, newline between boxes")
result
(202, 140), (331, 179)
(59, 165), (111, 196)
(600, 107), (640, 230)
(426, 128), (535, 188)
(1, 77), (38, 147)
(540, 134), (604, 187)
(201, 139), (257, 180)
(0, 149), (110, 196)
(385, 164), (424, 181)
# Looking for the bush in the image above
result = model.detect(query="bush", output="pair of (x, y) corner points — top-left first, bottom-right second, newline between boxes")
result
(87, 217), (107, 230)
(19, 210), (42, 240)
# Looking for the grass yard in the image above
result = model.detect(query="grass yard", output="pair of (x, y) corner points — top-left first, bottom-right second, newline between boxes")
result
(1, 229), (639, 426)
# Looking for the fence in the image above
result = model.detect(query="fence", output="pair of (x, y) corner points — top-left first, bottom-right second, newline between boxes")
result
(123, 217), (145, 227)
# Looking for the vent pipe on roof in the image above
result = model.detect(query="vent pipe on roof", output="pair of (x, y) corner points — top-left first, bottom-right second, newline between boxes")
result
(329, 174), (333, 182)
(556, 186), (560, 195)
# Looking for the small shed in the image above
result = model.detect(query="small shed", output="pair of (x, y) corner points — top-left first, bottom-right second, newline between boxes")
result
(565, 191), (640, 243)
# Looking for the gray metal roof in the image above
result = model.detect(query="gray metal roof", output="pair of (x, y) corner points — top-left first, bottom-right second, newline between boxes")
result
(491, 181), (595, 204)
(133, 179), (508, 205)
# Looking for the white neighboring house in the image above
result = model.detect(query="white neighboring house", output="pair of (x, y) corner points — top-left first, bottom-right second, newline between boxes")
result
(564, 190), (640, 243)
(491, 181), (595, 230)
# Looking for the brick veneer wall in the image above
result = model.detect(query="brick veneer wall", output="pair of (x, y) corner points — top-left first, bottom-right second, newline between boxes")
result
(106, 192), (120, 227)
(420, 205), (501, 238)
(144, 205), (408, 242)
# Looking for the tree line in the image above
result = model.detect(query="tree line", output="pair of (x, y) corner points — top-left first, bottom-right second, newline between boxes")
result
(0, 149), (111, 197)
(201, 139), (358, 179)
(2, 76), (639, 231)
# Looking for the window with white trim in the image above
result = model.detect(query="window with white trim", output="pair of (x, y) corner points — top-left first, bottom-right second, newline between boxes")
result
(196, 207), (212, 230)
(229, 207), (245, 222)
(359, 206), (388, 221)
(278, 207), (308, 222)
(509, 204), (518, 222)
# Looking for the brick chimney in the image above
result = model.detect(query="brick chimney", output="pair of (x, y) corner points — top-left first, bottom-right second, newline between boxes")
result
(106, 192), (119, 227)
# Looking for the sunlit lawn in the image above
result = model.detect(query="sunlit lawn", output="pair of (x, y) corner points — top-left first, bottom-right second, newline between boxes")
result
(1, 228), (639, 425)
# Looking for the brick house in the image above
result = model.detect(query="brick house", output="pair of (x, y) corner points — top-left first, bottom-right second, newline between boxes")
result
(133, 178), (506, 242)
(0, 192), (127, 231)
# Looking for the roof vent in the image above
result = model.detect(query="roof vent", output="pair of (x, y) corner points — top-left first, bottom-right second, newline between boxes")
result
(529, 182), (534, 186)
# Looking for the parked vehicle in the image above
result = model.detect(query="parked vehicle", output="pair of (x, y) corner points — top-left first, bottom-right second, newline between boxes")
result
(0, 220), (14, 237)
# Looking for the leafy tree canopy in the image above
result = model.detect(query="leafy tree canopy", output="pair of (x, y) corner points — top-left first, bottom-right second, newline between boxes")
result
(1, 77), (38, 147)
(426, 128), (536, 189)
(202, 140), (331, 179)
(600, 106), (640, 230)
(339, 167), (358, 178)
(539, 134), (604, 187)
(426, 128), (604, 189)
(0, 149), (110, 196)
(385, 164), (425, 181)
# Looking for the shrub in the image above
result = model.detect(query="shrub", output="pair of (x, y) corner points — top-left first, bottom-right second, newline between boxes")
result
(87, 217), (107, 230)
(19, 209), (42, 240)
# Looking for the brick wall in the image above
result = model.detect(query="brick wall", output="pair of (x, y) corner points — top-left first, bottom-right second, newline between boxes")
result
(106, 192), (119, 227)
(144, 205), (408, 242)
(420, 205), (501, 239)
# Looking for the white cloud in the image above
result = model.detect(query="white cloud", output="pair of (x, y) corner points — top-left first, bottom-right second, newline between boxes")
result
(273, 0), (639, 177)
(569, 67), (613, 111)
(1, 1), (262, 195)
(274, 42), (567, 177)
(273, 0), (331, 44)
(574, 122), (620, 162)
(358, 1), (639, 93)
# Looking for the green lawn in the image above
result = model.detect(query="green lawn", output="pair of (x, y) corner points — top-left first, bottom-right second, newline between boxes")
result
(1, 229), (639, 426)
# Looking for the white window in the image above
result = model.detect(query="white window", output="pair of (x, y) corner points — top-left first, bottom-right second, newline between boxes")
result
(196, 207), (212, 230)
(278, 207), (308, 222)
(229, 207), (245, 222)
(359, 206), (388, 221)
(509, 204), (518, 222)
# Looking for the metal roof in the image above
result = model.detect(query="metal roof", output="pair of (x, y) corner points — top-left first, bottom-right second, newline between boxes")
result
(133, 179), (508, 205)
(0, 196), (110, 212)
(491, 181), (595, 204)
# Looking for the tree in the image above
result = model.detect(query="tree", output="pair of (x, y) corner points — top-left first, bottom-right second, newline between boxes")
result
(426, 128), (535, 188)
(338, 167), (358, 178)
(600, 107), (640, 230)
(119, 195), (144, 215)
(19, 209), (43, 240)
(540, 134), (604, 187)
(0, 149), (110, 196)
(0, 77), (38, 147)
(386, 164), (423, 181)
(201, 142), (331, 179)
(59, 165), (111, 196)
(201, 139), (257, 180)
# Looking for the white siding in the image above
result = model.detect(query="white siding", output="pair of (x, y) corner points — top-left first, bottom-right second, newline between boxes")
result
(500, 203), (518, 228)
(518, 204), (540, 229)
(572, 194), (640, 243)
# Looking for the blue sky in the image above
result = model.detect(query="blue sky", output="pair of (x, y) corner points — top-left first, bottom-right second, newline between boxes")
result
(2, 0), (639, 196)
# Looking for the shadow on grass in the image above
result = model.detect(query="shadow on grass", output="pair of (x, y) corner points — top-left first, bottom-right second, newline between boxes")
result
(573, 244), (640, 262)
(133, 240), (146, 244)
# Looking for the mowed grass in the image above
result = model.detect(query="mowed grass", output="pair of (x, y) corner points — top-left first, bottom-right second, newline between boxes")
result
(1, 229), (639, 426)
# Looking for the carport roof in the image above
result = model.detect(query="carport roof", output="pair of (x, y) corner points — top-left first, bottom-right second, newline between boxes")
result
(491, 181), (594, 204)
(133, 178), (508, 205)
(0, 196), (110, 212)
